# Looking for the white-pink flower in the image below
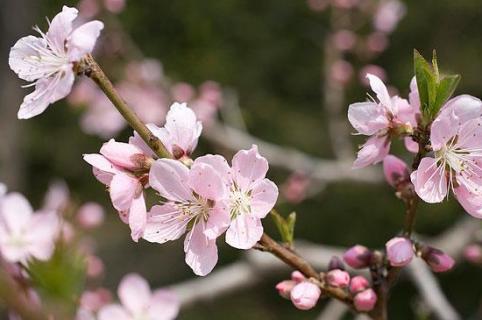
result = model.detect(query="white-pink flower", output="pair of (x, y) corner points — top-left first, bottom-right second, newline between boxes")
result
(9, 6), (103, 119)
(0, 192), (60, 263)
(202, 146), (279, 249)
(411, 95), (482, 218)
(348, 74), (417, 168)
(157, 102), (202, 159)
(98, 273), (179, 320)
(143, 157), (230, 276)
(83, 138), (152, 241)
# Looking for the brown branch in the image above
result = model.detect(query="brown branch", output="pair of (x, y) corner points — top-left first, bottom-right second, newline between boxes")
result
(76, 54), (172, 159)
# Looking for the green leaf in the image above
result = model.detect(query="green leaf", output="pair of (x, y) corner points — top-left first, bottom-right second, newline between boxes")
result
(414, 50), (437, 117)
(27, 242), (86, 317)
(433, 74), (461, 113)
(270, 210), (296, 246)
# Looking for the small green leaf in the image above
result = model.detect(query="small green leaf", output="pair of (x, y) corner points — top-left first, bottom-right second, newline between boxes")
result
(414, 50), (437, 117)
(270, 210), (296, 246)
(27, 242), (86, 317)
(433, 74), (461, 113)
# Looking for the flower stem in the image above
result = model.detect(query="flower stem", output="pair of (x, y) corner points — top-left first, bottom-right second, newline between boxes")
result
(76, 54), (172, 159)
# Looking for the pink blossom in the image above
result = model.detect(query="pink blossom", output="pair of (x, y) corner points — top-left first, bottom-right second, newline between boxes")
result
(76, 202), (105, 229)
(359, 65), (386, 85)
(86, 254), (105, 278)
(464, 244), (482, 264)
(373, 0), (406, 34)
(42, 180), (70, 212)
(276, 280), (296, 299)
(80, 288), (112, 312)
(98, 273), (179, 320)
(331, 60), (353, 85)
(332, 30), (357, 51)
(386, 237), (413, 267)
(349, 276), (369, 294)
(348, 74), (416, 168)
(354, 288), (377, 312)
(383, 155), (409, 188)
(83, 138), (152, 241)
(281, 172), (310, 204)
(0, 192), (60, 263)
(204, 146), (279, 249)
(343, 245), (371, 269)
(103, 0), (126, 13)
(146, 102), (202, 159)
(326, 269), (350, 288)
(410, 95), (482, 217)
(9, 6), (103, 119)
(366, 32), (389, 54)
(143, 157), (230, 276)
(421, 247), (455, 273)
(290, 281), (321, 310)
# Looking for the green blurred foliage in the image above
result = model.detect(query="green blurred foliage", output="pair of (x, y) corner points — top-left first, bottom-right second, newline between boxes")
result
(3, 0), (482, 318)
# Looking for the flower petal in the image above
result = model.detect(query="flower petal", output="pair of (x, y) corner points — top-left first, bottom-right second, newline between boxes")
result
(184, 223), (218, 276)
(194, 154), (231, 183)
(8, 35), (48, 81)
(25, 211), (59, 261)
(68, 21), (104, 61)
(128, 193), (147, 242)
(143, 203), (188, 244)
(188, 162), (226, 200)
(97, 304), (130, 320)
(249, 178), (278, 218)
(148, 289), (180, 320)
(100, 139), (144, 170)
(118, 273), (151, 314)
(225, 214), (263, 249)
(366, 73), (392, 112)
(454, 184), (482, 219)
(411, 157), (447, 203)
(231, 145), (268, 191)
(203, 201), (230, 240)
(18, 71), (75, 119)
(348, 102), (388, 135)
(0, 192), (33, 235)
(47, 6), (78, 53)
(352, 135), (390, 169)
(149, 159), (192, 202)
(109, 173), (140, 212)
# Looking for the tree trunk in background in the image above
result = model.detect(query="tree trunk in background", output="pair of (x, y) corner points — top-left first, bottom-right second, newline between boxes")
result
(0, 0), (38, 189)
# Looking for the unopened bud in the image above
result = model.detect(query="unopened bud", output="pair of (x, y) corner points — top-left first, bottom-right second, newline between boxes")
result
(383, 155), (409, 188)
(421, 246), (455, 273)
(290, 282), (321, 310)
(354, 288), (377, 312)
(276, 280), (296, 299)
(343, 245), (372, 269)
(76, 202), (105, 229)
(326, 269), (350, 288)
(386, 237), (413, 267)
(291, 270), (306, 283)
(349, 276), (369, 294)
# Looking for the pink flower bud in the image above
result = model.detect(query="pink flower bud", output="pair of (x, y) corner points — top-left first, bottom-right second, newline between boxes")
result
(464, 244), (482, 264)
(103, 0), (126, 13)
(331, 60), (354, 85)
(276, 280), (296, 299)
(290, 282), (321, 310)
(77, 202), (105, 229)
(343, 245), (372, 269)
(100, 139), (147, 171)
(86, 255), (104, 278)
(421, 247), (455, 273)
(359, 65), (386, 86)
(291, 271), (306, 283)
(386, 237), (413, 267)
(349, 276), (369, 294)
(332, 30), (357, 51)
(354, 288), (377, 312)
(383, 155), (409, 188)
(326, 269), (350, 288)
(80, 288), (112, 312)
(366, 32), (389, 53)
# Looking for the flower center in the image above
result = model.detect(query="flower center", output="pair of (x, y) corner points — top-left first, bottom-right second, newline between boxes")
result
(229, 186), (251, 219)
(178, 195), (212, 229)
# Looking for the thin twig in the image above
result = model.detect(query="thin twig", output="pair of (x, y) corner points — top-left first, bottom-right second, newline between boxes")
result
(77, 54), (172, 159)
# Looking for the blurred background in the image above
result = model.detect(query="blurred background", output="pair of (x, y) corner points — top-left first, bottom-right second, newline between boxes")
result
(1, 0), (482, 319)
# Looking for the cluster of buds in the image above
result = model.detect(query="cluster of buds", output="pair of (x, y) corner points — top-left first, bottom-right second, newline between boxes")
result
(276, 271), (321, 310)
